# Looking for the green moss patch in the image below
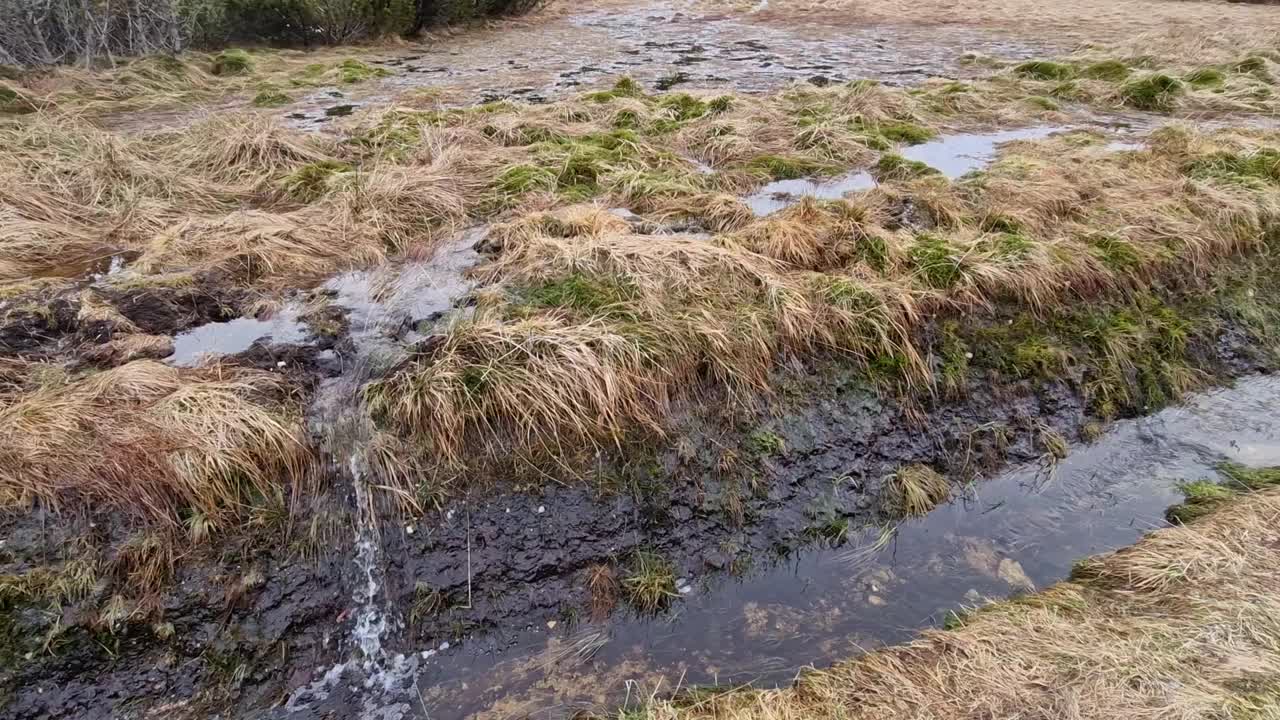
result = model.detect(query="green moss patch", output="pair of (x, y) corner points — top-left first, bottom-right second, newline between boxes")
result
(1081, 60), (1131, 82)
(1014, 60), (1077, 81)
(1119, 74), (1183, 111)
(252, 85), (292, 107)
(211, 49), (254, 76)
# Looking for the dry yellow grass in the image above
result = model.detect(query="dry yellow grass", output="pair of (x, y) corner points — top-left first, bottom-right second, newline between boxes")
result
(0, 360), (312, 526)
(3, 25), (1277, 292)
(0, 112), (474, 288)
(366, 124), (1280, 472)
(883, 464), (950, 516)
(3, 28), (1280, 513)
(646, 488), (1280, 720)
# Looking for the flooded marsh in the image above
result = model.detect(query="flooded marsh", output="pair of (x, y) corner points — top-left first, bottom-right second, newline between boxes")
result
(5, 1), (1280, 719)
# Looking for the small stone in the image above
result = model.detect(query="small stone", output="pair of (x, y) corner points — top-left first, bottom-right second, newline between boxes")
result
(997, 558), (1035, 591)
(405, 525), (415, 535)
(867, 594), (886, 606)
(964, 352), (974, 359)
(963, 588), (982, 603)
(277, 361), (287, 368)
(678, 584), (693, 595)
(438, 641), (450, 651)
(546, 620), (557, 630)
(536, 505), (545, 514)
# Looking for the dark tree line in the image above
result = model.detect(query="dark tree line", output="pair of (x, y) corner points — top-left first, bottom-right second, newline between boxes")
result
(0, 0), (542, 68)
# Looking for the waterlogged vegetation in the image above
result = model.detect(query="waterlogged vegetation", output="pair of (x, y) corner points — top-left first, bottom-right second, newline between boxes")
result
(643, 486), (1280, 720)
(5, 14), (1280, 719)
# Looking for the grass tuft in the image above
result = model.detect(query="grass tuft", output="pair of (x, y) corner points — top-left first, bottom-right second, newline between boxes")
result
(623, 550), (677, 613)
(252, 85), (292, 108)
(280, 160), (354, 202)
(211, 49), (253, 76)
(337, 58), (391, 84)
(1014, 60), (1076, 81)
(875, 153), (941, 181)
(0, 361), (312, 527)
(884, 464), (950, 516)
(1119, 73), (1183, 110)
(1185, 67), (1226, 87)
(1081, 59), (1131, 82)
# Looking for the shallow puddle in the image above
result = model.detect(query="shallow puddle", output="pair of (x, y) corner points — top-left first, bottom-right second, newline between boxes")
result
(167, 306), (309, 367)
(745, 126), (1067, 215)
(269, 0), (1065, 127)
(398, 375), (1280, 718)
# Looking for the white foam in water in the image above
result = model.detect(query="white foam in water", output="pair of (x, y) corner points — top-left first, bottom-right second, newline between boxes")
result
(284, 228), (488, 716)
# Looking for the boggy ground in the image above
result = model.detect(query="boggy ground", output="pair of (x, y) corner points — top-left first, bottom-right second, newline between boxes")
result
(5, 15), (1280, 720)
(5, 0), (1280, 126)
(640, 476), (1280, 720)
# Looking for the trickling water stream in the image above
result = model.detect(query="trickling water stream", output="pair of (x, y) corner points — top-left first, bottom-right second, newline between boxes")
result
(281, 374), (1280, 719)
(282, 228), (486, 717)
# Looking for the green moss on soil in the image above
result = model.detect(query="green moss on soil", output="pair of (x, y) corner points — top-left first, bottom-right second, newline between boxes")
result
(211, 49), (253, 76)
(1014, 60), (1077, 81)
(1119, 74), (1183, 111)
(1081, 59), (1131, 82)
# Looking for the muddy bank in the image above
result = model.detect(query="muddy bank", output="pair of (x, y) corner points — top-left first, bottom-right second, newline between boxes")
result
(5, 289), (1271, 720)
(3, 218), (1280, 720)
(97, 0), (1280, 129)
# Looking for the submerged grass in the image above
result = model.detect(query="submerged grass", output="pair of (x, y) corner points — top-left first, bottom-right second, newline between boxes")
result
(644, 487), (1280, 720)
(623, 550), (678, 613)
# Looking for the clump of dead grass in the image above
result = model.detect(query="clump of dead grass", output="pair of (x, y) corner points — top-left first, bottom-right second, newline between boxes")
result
(134, 209), (385, 285)
(0, 360), (313, 527)
(647, 488), (1280, 720)
(883, 463), (950, 516)
(366, 215), (923, 467)
(368, 124), (1280, 472)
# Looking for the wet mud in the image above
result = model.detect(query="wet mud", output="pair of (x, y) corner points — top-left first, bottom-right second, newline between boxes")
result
(4, 272), (1274, 720)
(103, 0), (1071, 132)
